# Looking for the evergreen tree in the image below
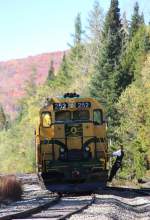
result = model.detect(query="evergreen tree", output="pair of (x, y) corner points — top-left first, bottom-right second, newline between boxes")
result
(47, 60), (55, 82)
(69, 13), (84, 61)
(120, 12), (129, 52)
(140, 12), (145, 24)
(0, 104), (6, 130)
(85, 1), (104, 69)
(25, 67), (37, 96)
(116, 54), (150, 178)
(67, 13), (85, 80)
(18, 67), (37, 121)
(61, 53), (69, 77)
(90, 0), (122, 109)
(86, 0), (103, 43)
(72, 13), (84, 45)
(55, 53), (71, 87)
(130, 2), (144, 38)
(115, 26), (150, 97)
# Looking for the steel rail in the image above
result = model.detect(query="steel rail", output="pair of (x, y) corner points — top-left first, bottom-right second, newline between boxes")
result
(58, 194), (95, 220)
(9, 194), (95, 220)
(103, 186), (150, 196)
(0, 195), (60, 220)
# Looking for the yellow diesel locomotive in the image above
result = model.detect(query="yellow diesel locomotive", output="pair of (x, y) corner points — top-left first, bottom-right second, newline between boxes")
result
(35, 93), (108, 185)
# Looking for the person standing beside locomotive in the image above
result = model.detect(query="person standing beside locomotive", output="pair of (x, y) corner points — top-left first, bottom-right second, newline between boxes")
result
(108, 144), (124, 182)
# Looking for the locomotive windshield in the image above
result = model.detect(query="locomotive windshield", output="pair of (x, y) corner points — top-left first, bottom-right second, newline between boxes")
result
(55, 111), (71, 122)
(73, 110), (89, 121)
(55, 110), (90, 122)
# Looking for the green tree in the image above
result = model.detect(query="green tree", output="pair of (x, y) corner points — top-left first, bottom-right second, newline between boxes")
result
(115, 52), (150, 179)
(115, 26), (150, 97)
(47, 60), (55, 82)
(60, 53), (69, 76)
(25, 67), (37, 96)
(130, 2), (144, 38)
(18, 67), (37, 122)
(120, 12), (129, 52)
(54, 53), (72, 87)
(0, 104), (6, 130)
(85, 1), (104, 72)
(69, 13), (85, 63)
(66, 13), (85, 83)
(86, 1), (103, 44)
(90, 0), (122, 110)
(72, 13), (84, 46)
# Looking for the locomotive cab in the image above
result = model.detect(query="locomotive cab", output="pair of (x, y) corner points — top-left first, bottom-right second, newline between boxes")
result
(36, 93), (108, 184)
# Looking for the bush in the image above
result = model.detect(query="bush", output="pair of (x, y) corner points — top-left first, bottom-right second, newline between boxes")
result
(0, 175), (22, 201)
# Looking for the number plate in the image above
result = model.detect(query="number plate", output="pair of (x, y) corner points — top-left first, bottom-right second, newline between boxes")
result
(76, 102), (91, 108)
(53, 103), (68, 110)
(53, 102), (91, 110)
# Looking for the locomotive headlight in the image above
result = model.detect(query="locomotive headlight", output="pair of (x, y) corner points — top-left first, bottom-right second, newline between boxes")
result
(60, 148), (65, 153)
(85, 146), (90, 151)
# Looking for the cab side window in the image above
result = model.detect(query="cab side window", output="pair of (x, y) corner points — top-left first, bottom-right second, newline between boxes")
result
(42, 112), (51, 127)
(93, 109), (103, 125)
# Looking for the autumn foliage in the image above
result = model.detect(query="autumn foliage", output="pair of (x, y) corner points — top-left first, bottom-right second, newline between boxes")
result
(0, 1), (149, 181)
(0, 51), (64, 119)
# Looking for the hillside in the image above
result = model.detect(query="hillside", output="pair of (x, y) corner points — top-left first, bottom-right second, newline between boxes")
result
(0, 51), (64, 118)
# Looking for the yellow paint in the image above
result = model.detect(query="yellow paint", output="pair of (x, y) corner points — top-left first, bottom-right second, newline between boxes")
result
(35, 96), (108, 173)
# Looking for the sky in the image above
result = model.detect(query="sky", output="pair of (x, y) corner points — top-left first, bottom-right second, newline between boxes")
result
(0, 0), (149, 61)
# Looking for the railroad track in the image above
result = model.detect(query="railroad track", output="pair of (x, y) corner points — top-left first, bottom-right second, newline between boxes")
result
(103, 186), (150, 196)
(2, 187), (150, 220)
(0, 174), (150, 220)
(10, 194), (95, 220)
(0, 186), (59, 220)
(0, 173), (95, 220)
(69, 187), (150, 220)
(0, 196), (60, 220)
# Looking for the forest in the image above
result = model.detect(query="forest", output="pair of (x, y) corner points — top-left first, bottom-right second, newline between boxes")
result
(0, 0), (150, 182)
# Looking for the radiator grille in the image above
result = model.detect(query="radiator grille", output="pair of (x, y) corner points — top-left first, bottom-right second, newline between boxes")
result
(67, 149), (82, 161)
